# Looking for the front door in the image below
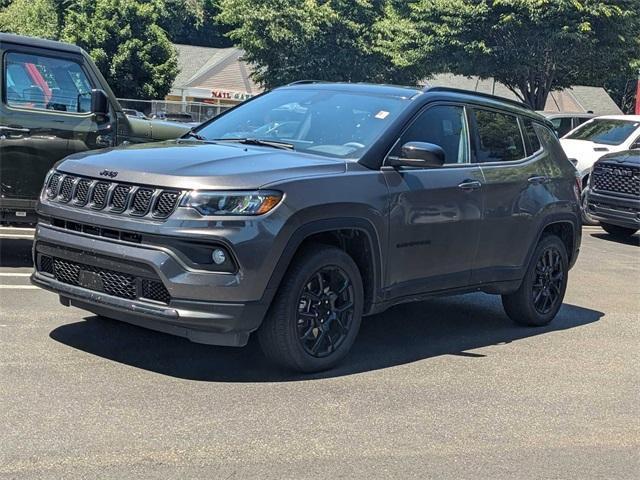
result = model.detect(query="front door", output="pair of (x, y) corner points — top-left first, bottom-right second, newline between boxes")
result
(383, 104), (484, 298)
(0, 44), (115, 214)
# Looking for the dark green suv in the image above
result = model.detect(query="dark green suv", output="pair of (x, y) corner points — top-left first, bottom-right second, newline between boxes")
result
(0, 33), (189, 224)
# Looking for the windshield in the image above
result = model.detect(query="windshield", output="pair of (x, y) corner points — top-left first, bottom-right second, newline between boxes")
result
(565, 119), (640, 145)
(196, 89), (409, 159)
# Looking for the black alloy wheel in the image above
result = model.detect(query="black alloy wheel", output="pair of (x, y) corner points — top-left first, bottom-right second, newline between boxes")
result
(502, 234), (568, 327)
(258, 245), (363, 372)
(531, 246), (564, 315)
(296, 267), (355, 358)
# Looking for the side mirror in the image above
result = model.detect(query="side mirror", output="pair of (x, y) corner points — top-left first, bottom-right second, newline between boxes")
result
(630, 141), (640, 150)
(90, 89), (109, 116)
(387, 142), (446, 168)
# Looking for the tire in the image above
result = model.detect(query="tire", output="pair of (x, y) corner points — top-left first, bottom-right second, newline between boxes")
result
(502, 235), (568, 327)
(257, 245), (364, 373)
(601, 223), (638, 238)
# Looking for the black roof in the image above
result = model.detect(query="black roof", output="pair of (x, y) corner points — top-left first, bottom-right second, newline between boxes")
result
(0, 33), (83, 55)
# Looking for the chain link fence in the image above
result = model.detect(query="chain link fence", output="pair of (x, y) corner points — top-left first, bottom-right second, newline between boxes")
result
(117, 98), (231, 124)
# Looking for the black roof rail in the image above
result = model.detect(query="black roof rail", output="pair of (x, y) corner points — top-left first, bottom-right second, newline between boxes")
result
(286, 80), (327, 86)
(424, 85), (531, 110)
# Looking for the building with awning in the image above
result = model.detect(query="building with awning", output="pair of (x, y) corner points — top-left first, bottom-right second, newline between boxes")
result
(167, 44), (263, 106)
(168, 44), (621, 115)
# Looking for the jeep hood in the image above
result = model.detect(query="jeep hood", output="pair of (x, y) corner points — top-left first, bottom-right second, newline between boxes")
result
(57, 140), (347, 189)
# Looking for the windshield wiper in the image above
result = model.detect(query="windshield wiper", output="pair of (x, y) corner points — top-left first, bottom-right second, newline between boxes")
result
(213, 137), (295, 151)
(183, 129), (205, 140)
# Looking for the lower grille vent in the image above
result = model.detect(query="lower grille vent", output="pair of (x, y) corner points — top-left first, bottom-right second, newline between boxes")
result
(38, 254), (170, 304)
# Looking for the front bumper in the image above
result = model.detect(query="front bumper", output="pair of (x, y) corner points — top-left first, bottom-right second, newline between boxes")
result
(31, 224), (270, 346)
(586, 189), (640, 230)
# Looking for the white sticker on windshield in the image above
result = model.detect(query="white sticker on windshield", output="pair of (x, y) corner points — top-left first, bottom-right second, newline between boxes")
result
(375, 110), (390, 119)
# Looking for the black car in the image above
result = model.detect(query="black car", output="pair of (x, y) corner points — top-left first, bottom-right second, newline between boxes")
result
(32, 82), (582, 372)
(585, 150), (640, 238)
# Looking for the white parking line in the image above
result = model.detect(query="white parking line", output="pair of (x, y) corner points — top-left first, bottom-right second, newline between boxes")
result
(0, 285), (38, 289)
(0, 273), (32, 277)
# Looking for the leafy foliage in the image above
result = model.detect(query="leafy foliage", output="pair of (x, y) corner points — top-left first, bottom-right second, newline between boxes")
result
(61, 0), (178, 99)
(157, 0), (232, 47)
(380, 0), (640, 109)
(0, 0), (178, 99)
(0, 0), (59, 39)
(218, 0), (423, 88)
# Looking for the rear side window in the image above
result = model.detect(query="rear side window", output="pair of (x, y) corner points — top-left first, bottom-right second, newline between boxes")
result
(4, 51), (93, 113)
(471, 109), (525, 162)
(522, 118), (542, 155)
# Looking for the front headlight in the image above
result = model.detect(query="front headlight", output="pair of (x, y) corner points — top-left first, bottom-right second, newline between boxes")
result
(181, 190), (283, 216)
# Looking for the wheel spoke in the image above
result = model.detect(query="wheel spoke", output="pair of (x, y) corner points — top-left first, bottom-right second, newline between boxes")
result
(533, 288), (544, 305)
(336, 301), (354, 313)
(316, 272), (325, 293)
(334, 315), (348, 333)
(337, 277), (350, 294)
(310, 330), (327, 354)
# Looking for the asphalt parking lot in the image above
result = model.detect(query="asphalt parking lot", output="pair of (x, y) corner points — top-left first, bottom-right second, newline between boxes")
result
(0, 226), (638, 479)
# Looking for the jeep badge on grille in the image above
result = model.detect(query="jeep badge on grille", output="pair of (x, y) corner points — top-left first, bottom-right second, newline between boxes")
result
(99, 169), (118, 178)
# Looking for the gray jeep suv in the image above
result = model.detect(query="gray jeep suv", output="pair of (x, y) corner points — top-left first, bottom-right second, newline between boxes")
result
(31, 83), (582, 372)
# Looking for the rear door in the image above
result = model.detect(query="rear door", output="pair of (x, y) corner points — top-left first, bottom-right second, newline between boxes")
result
(0, 43), (115, 213)
(469, 108), (548, 284)
(383, 103), (484, 296)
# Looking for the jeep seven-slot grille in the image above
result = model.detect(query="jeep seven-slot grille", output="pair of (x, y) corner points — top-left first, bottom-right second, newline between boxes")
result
(110, 185), (131, 212)
(592, 163), (640, 197)
(74, 179), (91, 206)
(131, 188), (154, 216)
(45, 173), (182, 219)
(37, 254), (171, 304)
(91, 182), (110, 209)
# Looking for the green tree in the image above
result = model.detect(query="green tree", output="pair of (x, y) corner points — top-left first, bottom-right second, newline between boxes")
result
(218, 0), (422, 88)
(380, 0), (640, 110)
(0, 0), (59, 39)
(61, 0), (178, 99)
(157, 0), (232, 47)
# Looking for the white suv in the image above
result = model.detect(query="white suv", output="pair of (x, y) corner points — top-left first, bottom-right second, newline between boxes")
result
(560, 115), (640, 185)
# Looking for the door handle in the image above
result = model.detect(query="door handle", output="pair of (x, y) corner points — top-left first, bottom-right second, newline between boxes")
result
(457, 180), (482, 191)
(528, 175), (550, 185)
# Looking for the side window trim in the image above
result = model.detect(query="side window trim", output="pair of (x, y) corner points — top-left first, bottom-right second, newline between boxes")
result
(2, 48), (96, 116)
(519, 116), (544, 157)
(467, 106), (534, 165)
(383, 101), (473, 169)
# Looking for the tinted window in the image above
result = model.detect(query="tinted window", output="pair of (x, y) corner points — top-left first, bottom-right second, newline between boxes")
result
(472, 109), (525, 162)
(550, 117), (574, 137)
(391, 105), (469, 164)
(522, 118), (542, 155)
(575, 116), (592, 126)
(4, 52), (93, 113)
(198, 89), (408, 159)
(565, 119), (640, 145)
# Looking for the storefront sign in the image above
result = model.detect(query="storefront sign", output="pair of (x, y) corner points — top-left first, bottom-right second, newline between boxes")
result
(210, 90), (254, 101)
